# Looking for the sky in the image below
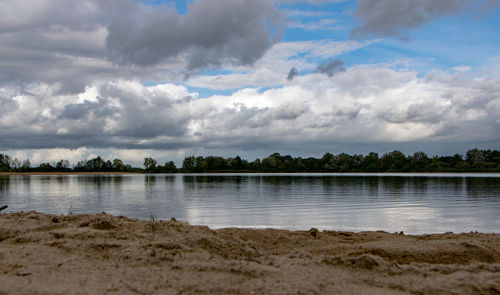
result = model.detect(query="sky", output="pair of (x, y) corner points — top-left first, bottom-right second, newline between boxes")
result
(1, 0), (500, 166)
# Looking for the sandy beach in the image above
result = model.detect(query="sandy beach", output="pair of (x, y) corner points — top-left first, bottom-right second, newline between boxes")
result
(0, 212), (499, 294)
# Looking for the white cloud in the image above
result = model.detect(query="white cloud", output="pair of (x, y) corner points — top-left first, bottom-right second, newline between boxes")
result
(451, 66), (472, 72)
(187, 69), (286, 90)
(279, 0), (347, 4)
(186, 39), (368, 90)
(286, 10), (333, 17)
(3, 63), (499, 163)
(288, 19), (342, 31)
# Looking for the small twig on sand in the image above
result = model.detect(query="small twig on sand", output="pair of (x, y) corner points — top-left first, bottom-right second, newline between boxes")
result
(0, 205), (7, 211)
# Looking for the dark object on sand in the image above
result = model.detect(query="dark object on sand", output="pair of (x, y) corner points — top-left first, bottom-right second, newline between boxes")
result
(0, 205), (7, 211)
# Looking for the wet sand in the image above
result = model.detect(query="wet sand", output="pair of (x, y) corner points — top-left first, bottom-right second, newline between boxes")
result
(0, 212), (499, 294)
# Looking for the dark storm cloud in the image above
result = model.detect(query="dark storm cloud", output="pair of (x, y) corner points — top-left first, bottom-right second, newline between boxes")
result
(287, 68), (299, 81)
(0, 0), (135, 33)
(60, 100), (118, 120)
(351, 0), (472, 37)
(106, 0), (285, 70)
(0, 0), (134, 93)
(0, 0), (284, 94)
(316, 59), (345, 77)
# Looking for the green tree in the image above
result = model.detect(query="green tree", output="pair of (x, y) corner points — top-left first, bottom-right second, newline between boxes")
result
(294, 158), (306, 172)
(380, 151), (408, 171)
(0, 154), (10, 171)
(143, 157), (158, 171)
(10, 158), (21, 170)
(205, 156), (228, 171)
(194, 156), (207, 172)
(85, 156), (106, 171)
(466, 149), (485, 168)
(409, 151), (429, 171)
(361, 152), (379, 172)
(249, 159), (262, 171)
(163, 161), (177, 172)
(112, 159), (124, 171)
(303, 157), (319, 172)
(317, 153), (336, 172)
(182, 156), (196, 172)
(230, 156), (243, 170)
(21, 159), (31, 171)
(262, 153), (283, 172)
(336, 153), (357, 172)
(38, 163), (54, 171)
(55, 159), (70, 170)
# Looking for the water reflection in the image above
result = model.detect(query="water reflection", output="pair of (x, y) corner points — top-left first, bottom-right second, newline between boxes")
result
(0, 176), (10, 203)
(0, 174), (499, 234)
(466, 177), (500, 198)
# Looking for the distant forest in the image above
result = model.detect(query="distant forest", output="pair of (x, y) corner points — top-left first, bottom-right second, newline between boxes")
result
(1, 148), (499, 173)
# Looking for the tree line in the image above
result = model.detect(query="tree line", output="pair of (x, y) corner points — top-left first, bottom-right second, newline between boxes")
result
(1, 148), (499, 173)
(0, 155), (141, 173)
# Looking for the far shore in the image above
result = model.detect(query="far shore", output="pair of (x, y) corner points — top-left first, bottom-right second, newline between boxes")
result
(2, 171), (500, 176)
(0, 211), (499, 294)
(0, 171), (142, 175)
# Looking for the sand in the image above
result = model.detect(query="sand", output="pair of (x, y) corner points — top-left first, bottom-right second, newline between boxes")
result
(0, 212), (499, 294)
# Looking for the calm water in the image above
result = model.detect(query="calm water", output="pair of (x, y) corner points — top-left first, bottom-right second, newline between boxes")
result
(1, 173), (499, 234)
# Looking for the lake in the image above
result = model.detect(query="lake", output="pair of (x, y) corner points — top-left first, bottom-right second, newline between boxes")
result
(1, 173), (499, 234)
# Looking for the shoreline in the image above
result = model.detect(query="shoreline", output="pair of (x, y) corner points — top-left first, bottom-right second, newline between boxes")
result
(1, 211), (499, 294)
(0, 171), (142, 175)
(2, 171), (500, 176)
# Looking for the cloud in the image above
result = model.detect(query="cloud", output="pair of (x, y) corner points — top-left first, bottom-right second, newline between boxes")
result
(0, 0), (368, 94)
(0, 0), (135, 33)
(287, 68), (299, 81)
(106, 0), (285, 70)
(186, 40), (368, 90)
(451, 66), (471, 72)
(187, 68), (286, 91)
(0, 81), (199, 150)
(287, 18), (341, 31)
(0, 0), (286, 94)
(1, 64), (499, 157)
(279, 0), (347, 4)
(0, 0), (186, 94)
(286, 10), (333, 17)
(316, 59), (345, 77)
(351, 0), (472, 38)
